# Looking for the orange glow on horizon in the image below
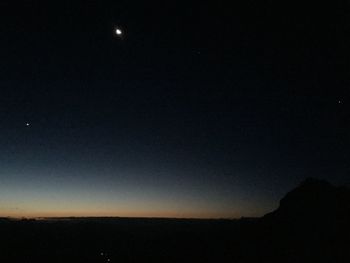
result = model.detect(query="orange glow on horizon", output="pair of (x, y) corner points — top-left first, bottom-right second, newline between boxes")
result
(0, 208), (241, 219)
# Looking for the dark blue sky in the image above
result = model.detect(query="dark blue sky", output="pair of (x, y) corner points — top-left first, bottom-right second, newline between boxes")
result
(0, 1), (349, 218)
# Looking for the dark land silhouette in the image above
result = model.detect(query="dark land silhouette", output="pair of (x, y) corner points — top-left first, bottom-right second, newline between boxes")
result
(1, 178), (349, 262)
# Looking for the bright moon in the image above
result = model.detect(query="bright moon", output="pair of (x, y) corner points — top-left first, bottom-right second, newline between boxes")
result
(116, 28), (122, 35)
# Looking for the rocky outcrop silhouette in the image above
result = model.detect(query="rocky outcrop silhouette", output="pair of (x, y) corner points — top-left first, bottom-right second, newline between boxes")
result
(256, 178), (350, 262)
(264, 178), (350, 225)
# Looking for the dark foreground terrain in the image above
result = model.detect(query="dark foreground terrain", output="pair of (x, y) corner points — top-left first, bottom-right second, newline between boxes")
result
(1, 178), (349, 263)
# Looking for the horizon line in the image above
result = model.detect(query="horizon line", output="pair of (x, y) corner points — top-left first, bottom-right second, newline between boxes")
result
(0, 215), (251, 221)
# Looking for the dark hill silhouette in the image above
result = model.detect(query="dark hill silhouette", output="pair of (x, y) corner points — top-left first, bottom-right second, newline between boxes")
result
(264, 178), (350, 224)
(256, 178), (350, 263)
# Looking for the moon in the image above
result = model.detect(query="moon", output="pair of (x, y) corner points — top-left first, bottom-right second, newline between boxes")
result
(115, 28), (122, 35)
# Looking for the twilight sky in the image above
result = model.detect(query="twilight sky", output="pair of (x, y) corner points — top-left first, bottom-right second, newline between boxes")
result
(0, 1), (349, 218)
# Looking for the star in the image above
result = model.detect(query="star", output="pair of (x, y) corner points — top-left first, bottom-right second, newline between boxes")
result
(26, 123), (30, 127)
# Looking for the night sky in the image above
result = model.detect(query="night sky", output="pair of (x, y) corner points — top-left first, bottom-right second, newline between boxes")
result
(0, 1), (349, 218)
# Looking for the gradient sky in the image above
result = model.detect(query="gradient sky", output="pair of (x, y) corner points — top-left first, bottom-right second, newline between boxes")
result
(0, 1), (349, 218)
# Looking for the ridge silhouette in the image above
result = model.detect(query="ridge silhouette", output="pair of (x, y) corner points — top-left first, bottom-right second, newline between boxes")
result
(264, 178), (350, 224)
(256, 178), (350, 262)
